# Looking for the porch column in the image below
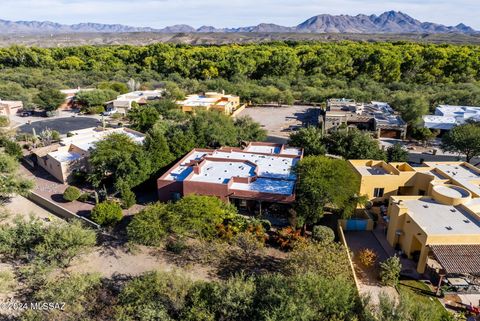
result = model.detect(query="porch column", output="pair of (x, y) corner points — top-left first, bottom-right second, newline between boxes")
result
(416, 245), (429, 274)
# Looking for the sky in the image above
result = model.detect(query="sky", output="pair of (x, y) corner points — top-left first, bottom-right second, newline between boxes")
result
(1, 0), (479, 30)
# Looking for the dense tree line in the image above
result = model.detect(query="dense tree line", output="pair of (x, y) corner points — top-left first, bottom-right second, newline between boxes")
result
(0, 42), (480, 83)
(1, 42), (480, 126)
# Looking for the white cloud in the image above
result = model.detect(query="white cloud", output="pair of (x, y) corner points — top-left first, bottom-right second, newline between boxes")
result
(0, 0), (479, 29)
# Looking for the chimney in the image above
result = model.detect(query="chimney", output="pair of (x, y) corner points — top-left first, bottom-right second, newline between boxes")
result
(193, 165), (201, 175)
(222, 89), (225, 95)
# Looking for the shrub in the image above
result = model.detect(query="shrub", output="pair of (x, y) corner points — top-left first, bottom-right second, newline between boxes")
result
(259, 219), (272, 231)
(78, 193), (89, 202)
(0, 270), (15, 293)
(119, 186), (136, 209)
(127, 203), (175, 246)
(3, 140), (23, 159)
(91, 201), (123, 226)
(51, 130), (61, 141)
(274, 227), (306, 250)
(165, 237), (187, 254)
(110, 113), (123, 120)
(286, 241), (352, 279)
(66, 132), (74, 138)
(380, 256), (402, 286)
(0, 116), (9, 127)
(235, 231), (264, 262)
(86, 105), (105, 115)
(63, 186), (81, 202)
(312, 225), (335, 243)
(358, 248), (377, 267)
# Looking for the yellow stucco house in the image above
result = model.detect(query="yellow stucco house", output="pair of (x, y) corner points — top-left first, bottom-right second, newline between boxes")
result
(176, 92), (241, 115)
(349, 160), (480, 274)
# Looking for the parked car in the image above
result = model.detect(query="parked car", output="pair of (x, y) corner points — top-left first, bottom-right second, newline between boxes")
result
(101, 108), (118, 116)
(18, 110), (34, 117)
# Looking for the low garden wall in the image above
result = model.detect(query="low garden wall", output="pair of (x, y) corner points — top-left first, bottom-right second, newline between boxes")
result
(27, 191), (100, 229)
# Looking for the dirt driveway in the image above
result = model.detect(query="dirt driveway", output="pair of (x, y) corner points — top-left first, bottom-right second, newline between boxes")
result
(236, 105), (321, 143)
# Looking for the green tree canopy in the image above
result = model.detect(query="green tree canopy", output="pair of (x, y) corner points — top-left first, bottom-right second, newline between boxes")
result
(87, 133), (151, 188)
(34, 88), (66, 112)
(91, 201), (123, 226)
(441, 123), (480, 162)
(386, 143), (409, 162)
(127, 106), (160, 132)
(289, 126), (325, 156)
(75, 89), (117, 108)
(0, 153), (33, 202)
(294, 156), (360, 226)
(233, 116), (267, 143)
(324, 128), (386, 160)
(191, 111), (238, 148)
(97, 81), (129, 94)
(170, 195), (237, 239)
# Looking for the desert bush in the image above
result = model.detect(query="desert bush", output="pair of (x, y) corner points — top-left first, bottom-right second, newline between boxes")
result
(358, 248), (377, 267)
(78, 193), (89, 202)
(286, 241), (353, 279)
(86, 105), (105, 115)
(0, 270), (15, 293)
(380, 256), (402, 286)
(91, 201), (123, 226)
(273, 227), (306, 250)
(63, 186), (81, 202)
(311, 225), (335, 243)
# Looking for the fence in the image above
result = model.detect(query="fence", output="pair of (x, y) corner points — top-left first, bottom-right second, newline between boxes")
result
(337, 223), (361, 292)
(27, 191), (101, 229)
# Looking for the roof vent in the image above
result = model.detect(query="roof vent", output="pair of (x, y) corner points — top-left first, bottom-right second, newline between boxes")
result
(464, 219), (471, 223)
(445, 226), (453, 230)
(423, 205), (429, 208)
(450, 209), (457, 212)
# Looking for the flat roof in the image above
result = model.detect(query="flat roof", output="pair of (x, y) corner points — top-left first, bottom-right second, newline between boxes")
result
(161, 143), (302, 196)
(403, 198), (480, 236)
(243, 144), (302, 156)
(190, 160), (256, 184)
(61, 127), (145, 152)
(164, 151), (210, 181)
(355, 166), (389, 176)
(432, 163), (480, 196)
(230, 178), (295, 195)
(212, 150), (298, 180)
(423, 115), (457, 124)
(49, 150), (82, 162)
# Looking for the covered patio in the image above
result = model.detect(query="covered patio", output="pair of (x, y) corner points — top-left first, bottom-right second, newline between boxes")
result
(429, 245), (480, 295)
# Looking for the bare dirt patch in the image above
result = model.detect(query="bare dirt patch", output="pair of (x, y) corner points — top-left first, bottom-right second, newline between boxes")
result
(68, 244), (215, 282)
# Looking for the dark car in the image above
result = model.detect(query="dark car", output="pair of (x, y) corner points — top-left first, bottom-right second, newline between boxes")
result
(19, 111), (34, 117)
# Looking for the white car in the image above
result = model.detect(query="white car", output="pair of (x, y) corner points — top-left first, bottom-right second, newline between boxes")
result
(101, 108), (118, 116)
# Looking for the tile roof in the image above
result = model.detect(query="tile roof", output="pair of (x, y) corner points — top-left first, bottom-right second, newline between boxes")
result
(430, 245), (480, 275)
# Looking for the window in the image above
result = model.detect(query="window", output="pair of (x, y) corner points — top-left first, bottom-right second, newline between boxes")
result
(373, 188), (384, 198)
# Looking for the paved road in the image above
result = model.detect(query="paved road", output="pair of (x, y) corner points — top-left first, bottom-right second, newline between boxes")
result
(18, 116), (102, 135)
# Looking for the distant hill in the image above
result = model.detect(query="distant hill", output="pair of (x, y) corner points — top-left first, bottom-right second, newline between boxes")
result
(0, 11), (476, 35)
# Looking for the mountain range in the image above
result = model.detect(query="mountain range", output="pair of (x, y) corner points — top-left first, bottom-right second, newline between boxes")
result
(0, 11), (476, 34)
